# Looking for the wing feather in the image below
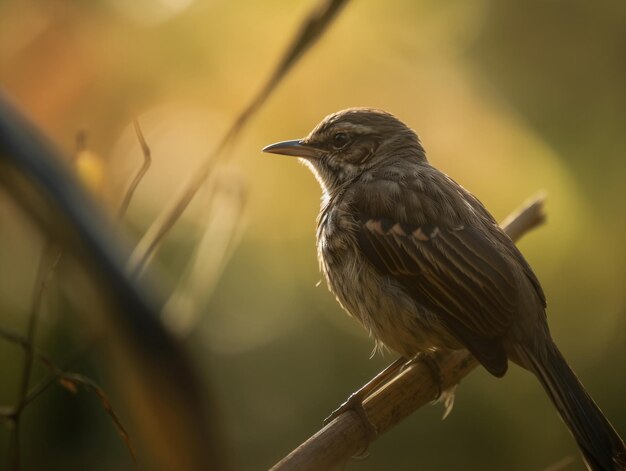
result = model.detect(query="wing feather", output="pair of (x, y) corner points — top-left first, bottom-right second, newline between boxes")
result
(357, 217), (519, 376)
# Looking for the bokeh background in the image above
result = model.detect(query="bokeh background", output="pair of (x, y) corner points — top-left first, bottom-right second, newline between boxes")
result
(1, 0), (625, 470)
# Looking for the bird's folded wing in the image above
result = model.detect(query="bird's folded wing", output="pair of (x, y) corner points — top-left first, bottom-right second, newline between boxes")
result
(356, 217), (519, 376)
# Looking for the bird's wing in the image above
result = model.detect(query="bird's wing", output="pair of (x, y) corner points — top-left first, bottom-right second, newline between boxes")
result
(356, 217), (519, 376)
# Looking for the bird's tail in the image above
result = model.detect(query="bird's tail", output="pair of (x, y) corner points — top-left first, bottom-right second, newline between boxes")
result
(513, 340), (626, 470)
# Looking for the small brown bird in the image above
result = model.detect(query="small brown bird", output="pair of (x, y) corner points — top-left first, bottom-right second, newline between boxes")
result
(263, 108), (625, 470)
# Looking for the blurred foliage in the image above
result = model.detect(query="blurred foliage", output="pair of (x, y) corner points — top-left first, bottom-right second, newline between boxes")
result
(0, 0), (625, 470)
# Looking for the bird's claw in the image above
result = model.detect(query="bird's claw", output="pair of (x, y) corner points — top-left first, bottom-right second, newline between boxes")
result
(405, 352), (443, 399)
(324, 393), (378, 441)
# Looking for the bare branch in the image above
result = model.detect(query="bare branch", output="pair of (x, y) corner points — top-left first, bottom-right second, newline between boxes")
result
(15, 245), (61, 407)
(0, 327), (136, 463)
(271, 193), (547, 471)
(6, 242), (61, 470)
(117, 119), (152, 220)
(499, 192), (546, 241)
(57, 372), (137, 463)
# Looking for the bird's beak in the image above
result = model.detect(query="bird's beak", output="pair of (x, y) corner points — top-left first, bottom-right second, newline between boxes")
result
(262, 139), (320, 159)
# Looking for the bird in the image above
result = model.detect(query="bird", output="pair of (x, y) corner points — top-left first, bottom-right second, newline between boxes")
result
(263, 107), (626, 470)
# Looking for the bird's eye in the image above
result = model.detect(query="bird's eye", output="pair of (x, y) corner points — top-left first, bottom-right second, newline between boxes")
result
(331, 132), (350, 149)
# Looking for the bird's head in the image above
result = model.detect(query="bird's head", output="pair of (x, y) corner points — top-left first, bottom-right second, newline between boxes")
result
(263, 108), (426, 194)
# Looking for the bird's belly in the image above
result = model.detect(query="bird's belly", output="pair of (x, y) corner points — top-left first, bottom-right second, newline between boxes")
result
(321, 243), (457, 358)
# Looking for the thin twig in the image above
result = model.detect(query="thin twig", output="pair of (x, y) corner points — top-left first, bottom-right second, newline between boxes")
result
(0, 327), (136, 463)
(7, 243), (61, 470)
(56, 372), (136, 463)
(117, 119), (152, 219)
(271, 193), (547, 471)
(129, 0), (350, 272)
(14, 244), (61, 411)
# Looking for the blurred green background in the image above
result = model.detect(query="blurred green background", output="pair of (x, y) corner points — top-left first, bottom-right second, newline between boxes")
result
(0, 0), (625, 469)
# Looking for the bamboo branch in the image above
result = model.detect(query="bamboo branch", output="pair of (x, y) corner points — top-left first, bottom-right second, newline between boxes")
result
(271, 193), (547, 471)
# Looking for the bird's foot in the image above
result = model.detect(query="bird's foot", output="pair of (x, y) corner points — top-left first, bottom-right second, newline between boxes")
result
(323, 392), (378, 441)
(404, 352), (443, 399)
(323, 357), (408, 438)
(438, 384), (457, 420)
(324, 356), (412, 450)
(404, 352), (457, 418)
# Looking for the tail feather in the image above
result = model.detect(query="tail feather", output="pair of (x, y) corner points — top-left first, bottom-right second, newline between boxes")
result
(514, 341), (625, 470)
